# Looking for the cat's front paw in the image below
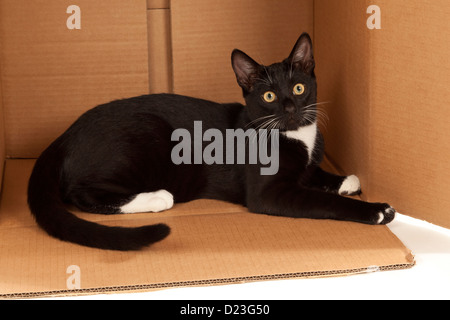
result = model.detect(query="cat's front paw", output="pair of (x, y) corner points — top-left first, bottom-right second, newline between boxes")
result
(338, 175), (361, 196)
(371, 203), (396, 225)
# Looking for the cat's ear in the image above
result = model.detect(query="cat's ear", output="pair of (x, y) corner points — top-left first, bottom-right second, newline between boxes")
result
(288, 33), (315, 74)
(231, 49), (260, 92)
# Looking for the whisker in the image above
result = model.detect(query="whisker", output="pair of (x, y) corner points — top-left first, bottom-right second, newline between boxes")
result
(265, 119), (277, 132)
(259, 117), (279, 131)
(270, 119), (282, 133)
(301, 101), (331, 128)
(252, 115), (283, 144)
(245, 114), (276, 128)
(303, 101), (331, 109)
(251, 117), (275, 144)
(262, 65), (273, 84)
(253, 77), (272, 86)
(260, 115), (282, 128)
(264, 119), (282, 145)
(246, 115), (274, 126)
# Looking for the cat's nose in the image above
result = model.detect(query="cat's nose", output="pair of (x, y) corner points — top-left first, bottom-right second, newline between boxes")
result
(284, 104), (296, 114)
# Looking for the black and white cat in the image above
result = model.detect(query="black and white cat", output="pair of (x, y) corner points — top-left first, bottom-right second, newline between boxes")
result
(28, 33), (395, 251)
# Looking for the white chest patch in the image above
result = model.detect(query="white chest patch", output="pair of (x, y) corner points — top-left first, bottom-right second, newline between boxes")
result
(282, 122), (317, 164)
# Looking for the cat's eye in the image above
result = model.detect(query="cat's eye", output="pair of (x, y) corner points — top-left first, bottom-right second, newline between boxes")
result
(262, 91), (276, 103)
(293, 83), (305, 95)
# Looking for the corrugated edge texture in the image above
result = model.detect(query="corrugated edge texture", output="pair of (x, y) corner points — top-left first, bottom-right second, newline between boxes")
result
(1, 262), (415, 299)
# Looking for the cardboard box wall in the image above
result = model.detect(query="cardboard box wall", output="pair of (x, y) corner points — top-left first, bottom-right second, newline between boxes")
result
(0, 0), (150, 158)
(315, 0), (450, 229)
(2, 0), (447, 297)
(0, 50), (4, 194)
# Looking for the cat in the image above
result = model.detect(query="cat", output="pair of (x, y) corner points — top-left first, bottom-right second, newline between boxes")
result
(27, 33), (395, 251)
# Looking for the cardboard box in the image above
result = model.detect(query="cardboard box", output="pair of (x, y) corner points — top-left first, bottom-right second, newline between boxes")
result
(4, 0), (448, 298)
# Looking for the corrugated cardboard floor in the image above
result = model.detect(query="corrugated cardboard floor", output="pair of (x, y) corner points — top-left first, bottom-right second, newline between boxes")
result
(0, 160), (414, 298)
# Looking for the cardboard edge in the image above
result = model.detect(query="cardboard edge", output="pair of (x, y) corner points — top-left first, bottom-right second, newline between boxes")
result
(0, 261), (415, 299)
(321, 155), (344, 176)
(147, 0), (170, 10)
(0, 27), (5, 195)
(147, 8), (173, 93)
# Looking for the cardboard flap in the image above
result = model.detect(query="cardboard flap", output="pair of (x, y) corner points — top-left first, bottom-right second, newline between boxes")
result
(0, 160), (414, 298)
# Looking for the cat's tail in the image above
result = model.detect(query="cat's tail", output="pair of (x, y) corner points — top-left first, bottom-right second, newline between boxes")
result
(27, 143), (170, 251)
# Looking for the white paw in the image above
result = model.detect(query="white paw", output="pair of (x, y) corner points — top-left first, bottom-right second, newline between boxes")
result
(120, 190), (174, 214)
(338, 175), (361, 196)
(377, 206), (396, 225)
(377, 212), (384, 224)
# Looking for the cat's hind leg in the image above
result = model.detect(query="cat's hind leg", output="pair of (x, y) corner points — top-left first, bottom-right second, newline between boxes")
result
(68, 186), (174, 215)
(307, 167), (361, 196)
(120, 190), (174, 214)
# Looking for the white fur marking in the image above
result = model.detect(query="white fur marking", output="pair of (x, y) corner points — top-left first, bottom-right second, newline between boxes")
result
(282, 122), (317, 163)
(378, 206), (396, 224)
(120, 190), (174, 214)
(339, 175), (361, 195)
(377, 212), (384, 224)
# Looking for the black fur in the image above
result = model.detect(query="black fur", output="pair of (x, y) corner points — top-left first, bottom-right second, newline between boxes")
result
(28, 33), (395, 251)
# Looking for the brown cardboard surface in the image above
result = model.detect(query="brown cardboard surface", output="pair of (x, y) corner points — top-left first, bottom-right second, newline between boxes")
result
(0, 54), (4, 193)
(0, 15), (4, 192)
(171, 0), (314, 103)
(147, 0), (170, 9)
(314, 0), (450, 228)
(0, 160), (413, 298)
(314, 0), (372, 198)
(148, 9), (173, 93)
(368, 0), (450, 229)
(0, 0), (149, 158)
(3, 0), (446, 299)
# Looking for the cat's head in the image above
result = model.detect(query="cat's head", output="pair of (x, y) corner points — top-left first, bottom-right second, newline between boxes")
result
(231, 33), (317, 131)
